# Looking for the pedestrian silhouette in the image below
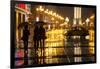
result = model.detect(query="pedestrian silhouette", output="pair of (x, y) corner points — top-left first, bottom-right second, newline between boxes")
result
(33, 24), (46, 64)
(21, 25), (30, 65)
(33, 24), (40, 64)
(39, 25), (46, 48)
(38, 24), (46, 64)
(33, 25), (40, 51)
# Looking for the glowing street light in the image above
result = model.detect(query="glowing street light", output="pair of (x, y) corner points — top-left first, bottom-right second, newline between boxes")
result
(36, 6), (65, 23)
(44, 9), (49, 13)
(56, 21), (58, 23)
(90, 15), (94, 19)
(51, 17), (54, 21)
(53, 13), (57, 17)
(86, 18), (90, 23)
(86, 18), (90, 26)
(36, 17), (39, 22)
(36, 6), (44, 12)
(65, 17), (69, 23)
(49, 11), (53, 15)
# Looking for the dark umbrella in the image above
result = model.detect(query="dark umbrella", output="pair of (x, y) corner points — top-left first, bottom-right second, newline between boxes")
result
(66, 27), (89, 36)
(18, 22), (31, 29)
(34, 21), (46, 26)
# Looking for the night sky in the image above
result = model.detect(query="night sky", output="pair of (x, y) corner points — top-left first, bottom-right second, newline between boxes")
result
(44, 5), (95, 24)
(31, 3), (95, 24)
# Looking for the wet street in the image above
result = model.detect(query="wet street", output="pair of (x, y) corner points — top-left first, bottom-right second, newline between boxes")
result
(15, 28), (95, 66)
(13, 3), (96, 67)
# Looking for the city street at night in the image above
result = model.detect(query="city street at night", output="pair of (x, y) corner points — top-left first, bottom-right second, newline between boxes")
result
(13, 2), (96, 67)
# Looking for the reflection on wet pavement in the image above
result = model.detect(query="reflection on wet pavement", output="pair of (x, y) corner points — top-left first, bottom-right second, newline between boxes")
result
(15, 28), (95, 66)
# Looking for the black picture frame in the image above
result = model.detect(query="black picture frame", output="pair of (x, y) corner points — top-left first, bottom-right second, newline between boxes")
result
(11, 1), (96, 68)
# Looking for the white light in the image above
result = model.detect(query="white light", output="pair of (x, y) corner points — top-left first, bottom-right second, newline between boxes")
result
(85, 35), (89, 39)
(36, 17), (39, 22)
(56, 21), (58, 23)
(86, 18), (90, 23)
(86, 18), (90, 26)
(39, 6), (42, 9)
(65, 17), (69, 22)
(48, 25), (51, 29)
(51, 17), (54, 20)
(90, 14), (95, 19)
(25, 15), (28, 22)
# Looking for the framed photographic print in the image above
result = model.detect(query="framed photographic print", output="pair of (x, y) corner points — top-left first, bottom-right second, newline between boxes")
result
(11, 0), (96, 68)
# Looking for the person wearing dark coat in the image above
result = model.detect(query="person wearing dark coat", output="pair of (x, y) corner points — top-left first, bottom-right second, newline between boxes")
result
(21, 25), (30, 65)
(39, 25), (46, 47)
(33, 25), (40, 51)
(38, 25), (46, 64)
(33, 24), (46, 64)
(33, 25), (40, 64)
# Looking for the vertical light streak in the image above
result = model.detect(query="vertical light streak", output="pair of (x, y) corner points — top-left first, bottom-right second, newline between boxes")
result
(74, 7), (76, 18)
(16, 11), (19, 42)
(36, 17), (39, 22)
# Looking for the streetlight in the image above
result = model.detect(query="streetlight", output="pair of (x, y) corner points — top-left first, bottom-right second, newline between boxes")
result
(86, 18), (90, 26)
(36, 17), (39, 22)
(44, 9), (49, 13)
(90, 14), (95, 19)
(51, 17), (54, 21)
(64, 17), (69, 28)
(65, 17), (69, 23)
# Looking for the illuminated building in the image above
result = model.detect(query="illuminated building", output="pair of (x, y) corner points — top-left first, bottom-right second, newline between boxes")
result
(15, 3), (31, 46)
(15, 3), (31, 66)
(65, 7), (93, 63)
(34, 6), (67, 64)
(89, 14), (95, 55)
(73, 7), (82, 62)
(73, 7), (82, 26)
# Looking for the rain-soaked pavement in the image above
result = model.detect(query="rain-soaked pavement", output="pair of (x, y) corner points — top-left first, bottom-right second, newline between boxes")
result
(15, 29), (95, 66)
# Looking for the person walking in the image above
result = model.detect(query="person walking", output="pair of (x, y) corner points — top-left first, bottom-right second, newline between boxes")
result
(33, 25), (40, 64)
(33, 24), (46, 64)
(39, 24), (46, 64)
(21, 25), (30, 65)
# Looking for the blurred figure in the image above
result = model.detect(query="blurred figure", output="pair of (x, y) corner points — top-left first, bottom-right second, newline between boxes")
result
(33, 25), (39, 51)
(33, 24), (46, 64)
(21, 25), (30, 65)
(33, 24), (40, 64)
(39, 24), (46, 64)
(39, 25), (46, 48)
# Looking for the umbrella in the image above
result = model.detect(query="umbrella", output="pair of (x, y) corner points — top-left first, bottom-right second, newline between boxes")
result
(66, 27), (89, 36)
(34, 21), (47, 26)
(18, 22), (31, 29)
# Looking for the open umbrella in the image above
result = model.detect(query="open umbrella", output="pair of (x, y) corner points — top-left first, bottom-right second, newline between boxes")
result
(18, 22), (31, 29)
(34, 21), (47, 26)
(66, 27), (89, 36)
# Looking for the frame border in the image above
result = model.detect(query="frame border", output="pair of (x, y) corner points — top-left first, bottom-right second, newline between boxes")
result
(10, 1), (97, 68)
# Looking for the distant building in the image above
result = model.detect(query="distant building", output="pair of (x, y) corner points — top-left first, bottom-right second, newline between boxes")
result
(15, 3), (31, 47)
(65, 7), (92, 63)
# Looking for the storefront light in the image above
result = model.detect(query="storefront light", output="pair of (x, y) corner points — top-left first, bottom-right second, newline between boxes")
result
(90, 14), (95, 19)
(49, 11), (52, 15)
(36, 8), (39, 11)
(36, 17), (39, 22)
(45, 9), (49, 13)
(56, 21), (58, 23)
(85, 35), (89, 39)
(51, 17), (54, 21)
(53, 13), (56, 16)
(39, 6), (42, 9)
(65, 17), (69, 22)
